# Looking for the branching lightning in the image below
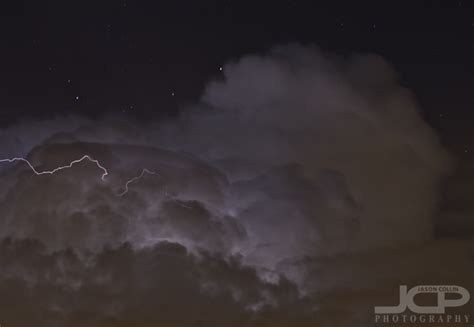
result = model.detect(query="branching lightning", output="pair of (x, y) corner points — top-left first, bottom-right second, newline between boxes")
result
(0, 155), (156, 196)
(117, 169), (157, 197)
(0, 155), (109, 180)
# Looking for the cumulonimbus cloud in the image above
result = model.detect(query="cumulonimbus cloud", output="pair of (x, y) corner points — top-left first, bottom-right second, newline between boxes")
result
(0, 45), (471, 326)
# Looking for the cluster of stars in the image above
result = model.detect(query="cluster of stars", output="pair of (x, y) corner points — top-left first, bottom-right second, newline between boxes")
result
(43, 60), (227, 113)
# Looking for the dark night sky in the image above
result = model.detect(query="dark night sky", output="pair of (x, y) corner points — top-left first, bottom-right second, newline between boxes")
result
(0, 1), (472, 148)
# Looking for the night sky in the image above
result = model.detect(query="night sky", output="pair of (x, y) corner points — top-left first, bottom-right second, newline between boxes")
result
(1, 2), (472, 138)
(0, 1), (473, 326)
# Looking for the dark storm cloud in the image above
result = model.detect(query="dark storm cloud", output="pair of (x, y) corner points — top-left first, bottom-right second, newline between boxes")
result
(0, 45), (472, 326)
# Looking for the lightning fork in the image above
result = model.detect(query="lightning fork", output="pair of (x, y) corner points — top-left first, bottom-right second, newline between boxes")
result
(0, 155), (109, 180)
(0, 155), (158, 197)
(117, 169), (157, 197)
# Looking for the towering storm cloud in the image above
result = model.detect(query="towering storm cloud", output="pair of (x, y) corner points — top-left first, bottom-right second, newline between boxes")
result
(0, 45), (471, 326)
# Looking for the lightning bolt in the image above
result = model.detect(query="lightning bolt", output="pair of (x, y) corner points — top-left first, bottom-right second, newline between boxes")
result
(0, 155), (156, 196)
(0, 155), (108, 180)
(117, 169), (157, 197)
